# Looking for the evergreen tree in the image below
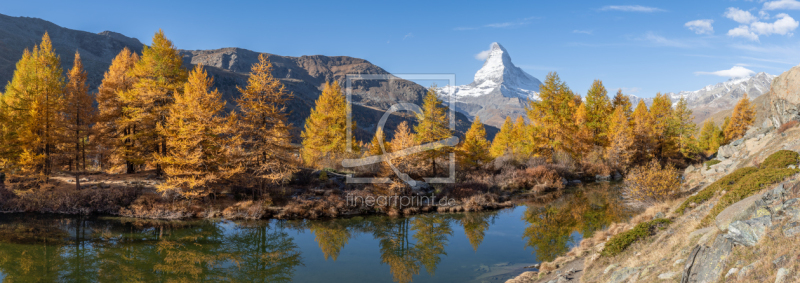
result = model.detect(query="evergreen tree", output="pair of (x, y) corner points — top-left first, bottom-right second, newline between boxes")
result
(414, 87), (453, 176)
(611, 89), (633, 119)
(300, 81), (357, 167)
(489, 116), (513, 158)
(1, 32), (65, 175)
(119, 30), (187, 175)
(672, 97), (698, 159)
(235, 54), (296, 185)
(458, 117), (491, 170)
(63, 51), (96, 172)
(631, 100), (653, 163)
(584, 80), (612, 146)
(606, 106), (634, 172)
(649, 93), (675, 161)
(526, 72), (580, 160)
(156, 65), (237, 199)
(94, 48), (139, 172)
(725, 93), (756, 141)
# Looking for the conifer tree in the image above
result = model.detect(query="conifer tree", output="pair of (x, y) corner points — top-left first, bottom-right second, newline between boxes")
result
(156, 65), (236, 199)
(389, 121), (418, 172)
(94, 48), (139, 172)
(649, 93), (675, 160)
(721, 116), (731, 144)
(725, 93), (756, 141)
(2, 32), (65, 175)
(611, 89), (633, 119)
(63, 51), (96, 172)
(369, 127), (391, 156)
(235, 54), (296, 185)
(631, 100), (654, 163)
(574, 102), (593, 157)
(458, 117), (490, 170)
(526, 72), (580, 160)
(672, 97), (698, 158)
(698, 120), (722, 154)
(606, 106), (634, 172)
(489, 116), (513, 158)
(119, 30), (187, 175)
(584, 80), (612, 146)
(301, 81), (358, 167)
(414, 87), (453, 176)
(510, 116), (530, 157)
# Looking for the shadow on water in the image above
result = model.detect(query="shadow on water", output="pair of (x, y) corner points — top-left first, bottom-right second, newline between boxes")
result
(0, 182), (633, 283)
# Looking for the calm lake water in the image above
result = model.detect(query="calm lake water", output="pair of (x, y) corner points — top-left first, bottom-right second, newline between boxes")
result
(0, 182), (632, 283)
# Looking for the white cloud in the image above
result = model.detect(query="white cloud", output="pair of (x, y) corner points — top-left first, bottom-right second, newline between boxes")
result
(750, 13), (799, 35)
(724, 7), (757, 24)
(573, 30), (592, 35)
(600, 5), (665, 12)
(457, 17), (538, 31)
(403, 33), (413, 40)
(759, 11), (771, 19)
(685, 19), (714, 34)
(763, 0), (800, 10)
(695, 66), (756, 78)
(620, 87), (641, 94)
(475, 49), (491, 60)
(728, 25), (760, 41)
(726, 13), (799, 40)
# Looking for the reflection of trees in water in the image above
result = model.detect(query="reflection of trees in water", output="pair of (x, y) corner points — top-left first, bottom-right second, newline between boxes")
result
(458, 212), (496, 251)
(373, 217), (420, 283)
(411, 214), (452, 276)
(523, 183), (631, 262)
(224, 222), (303, 283)
(0, 216), (67, 282)
(307, 220), (351, 261)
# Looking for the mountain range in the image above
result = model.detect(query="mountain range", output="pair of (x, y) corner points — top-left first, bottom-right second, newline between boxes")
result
(0, 13), (489, 142)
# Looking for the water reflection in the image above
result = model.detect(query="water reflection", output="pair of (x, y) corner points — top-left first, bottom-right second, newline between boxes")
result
(522, 183), (632, 261)
(0, 183), (632, 283)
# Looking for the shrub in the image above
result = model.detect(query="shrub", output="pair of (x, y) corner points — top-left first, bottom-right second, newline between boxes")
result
(524, 165), (564, 191)
(676, 167), (758, 214)
(760, 150), (800, 169)
(700, 168), (799, 226)
(704, 159), (721, 170)
(602, 218), (672, 257)
(778, 120), (799, 133)
(623, 160), (680, 206)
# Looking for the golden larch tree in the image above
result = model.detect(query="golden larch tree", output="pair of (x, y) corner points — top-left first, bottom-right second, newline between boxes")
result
(414, 87), (453, 176)
(235, 54), (296, 186)
(510, 116), (531, 157)
(698, 120), (723, 155)
(725, 93), (756, 141)
(94, 48), (139, 173)
(389, 121), (418, 174)
(301, 81), (358, 167)
(119, 30), (187, 175)
(606, 106), (634, 172)
(1, 32), (65, 175)
(156, 65), (237, 200)
(631, 100), (654, 163)
(611, 89), (633, 119)
(63, 51), (97, 172)
(458, 116), (491, 170)
(649, 93), (675, 161)
(584, 80), (612, 146)
(672, 97), (699, 159)
(526, 72), (580, 161)
(489, 116), (513, 158)
(573, 102), (593, 158)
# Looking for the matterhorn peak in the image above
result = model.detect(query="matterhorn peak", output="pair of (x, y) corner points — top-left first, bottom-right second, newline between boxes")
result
(474, 42), (515, 85)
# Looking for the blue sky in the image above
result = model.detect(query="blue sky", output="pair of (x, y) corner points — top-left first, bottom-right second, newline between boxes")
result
(4, 0), (800, 98)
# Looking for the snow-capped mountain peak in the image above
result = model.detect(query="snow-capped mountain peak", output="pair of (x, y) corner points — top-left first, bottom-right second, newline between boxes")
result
(437, 42), (543, 127)
(439, 42), (542, 101)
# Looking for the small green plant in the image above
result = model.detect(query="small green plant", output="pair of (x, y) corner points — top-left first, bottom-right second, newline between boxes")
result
(602, 218), (672, 257)
(319, 170), (328, 181)
(704, 159), (721, 170)
(700, 168), (798, 226)
(760, 150), (800, 169)
(676, 167), (758, 214)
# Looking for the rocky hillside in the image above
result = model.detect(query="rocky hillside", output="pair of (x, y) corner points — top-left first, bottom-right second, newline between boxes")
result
(0, 14), (143, 90)
(0, 13), (492, 141)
